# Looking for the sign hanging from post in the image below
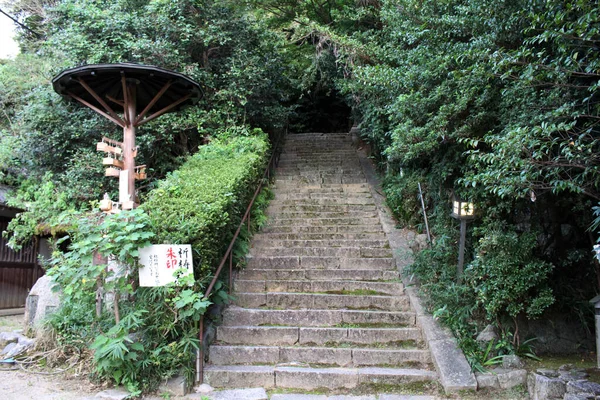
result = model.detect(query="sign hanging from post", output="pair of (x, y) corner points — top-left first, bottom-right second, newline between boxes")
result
(138, 244), (194, 287)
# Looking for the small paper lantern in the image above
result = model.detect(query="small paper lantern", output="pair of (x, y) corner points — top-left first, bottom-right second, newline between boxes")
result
(451, 194), (475, 220)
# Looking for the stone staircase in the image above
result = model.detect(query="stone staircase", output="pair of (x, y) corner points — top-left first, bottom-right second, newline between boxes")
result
(204, 133), (437, 392)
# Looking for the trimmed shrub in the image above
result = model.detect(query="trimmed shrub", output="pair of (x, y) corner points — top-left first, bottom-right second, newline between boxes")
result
(143, 129), (270, 279)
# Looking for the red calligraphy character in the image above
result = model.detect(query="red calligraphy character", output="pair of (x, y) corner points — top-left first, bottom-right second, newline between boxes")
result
(166, 247), (177, 269)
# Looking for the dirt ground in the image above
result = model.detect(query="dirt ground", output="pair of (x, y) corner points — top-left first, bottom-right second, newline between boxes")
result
(0, 369), (96, 400)
(0, 314), (95, 400)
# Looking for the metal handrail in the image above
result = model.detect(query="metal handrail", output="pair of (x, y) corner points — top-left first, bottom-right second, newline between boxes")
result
(196, 130), (285, 383)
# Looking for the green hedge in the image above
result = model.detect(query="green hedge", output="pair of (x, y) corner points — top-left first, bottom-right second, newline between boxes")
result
(142, 129), (270, 279)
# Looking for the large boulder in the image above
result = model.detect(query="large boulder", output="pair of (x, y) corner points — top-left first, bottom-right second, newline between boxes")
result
(24, 275), (60, 331)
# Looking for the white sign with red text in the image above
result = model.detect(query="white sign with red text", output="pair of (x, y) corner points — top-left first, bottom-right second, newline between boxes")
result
(138, 244), (193, 287)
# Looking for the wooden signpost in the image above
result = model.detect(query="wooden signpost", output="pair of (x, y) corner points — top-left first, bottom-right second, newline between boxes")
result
(52, 63), (203, 213)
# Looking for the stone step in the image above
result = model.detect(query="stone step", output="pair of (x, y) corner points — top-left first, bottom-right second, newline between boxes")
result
(270, 198), (376, 206)
(274, 170), (366, 176)
(221, 307), (415, 327)
(274, 192), (372, 200)
(267, 217), (381, 227)
(253, 232), (386, 240)
(266, 211), (378, 220)
(276, 172), (364, 177)
(261, 225), (384, 234)
(251, 239), (389, 249)
(235, 292), (410, 311)
(248, 247), (393, 258)
(272, 182), (369, 188)
(246, 256), (395, 270)
(267, 204), (375, 212)
(208, 345), (431, 367)
(237, 268), (399, 282)
(204, 365), (437, 390)
(274, 177), (367, 185)
(234, 280), (404, 295)
(216, 326), (423, 346)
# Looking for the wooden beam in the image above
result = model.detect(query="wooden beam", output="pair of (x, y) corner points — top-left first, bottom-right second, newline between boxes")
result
(122, 76), (130, 125)
(106, 95), (124, 107)
(77, 78), (125, 126)
(67, 91), (125, 128)
(135, 93), (191, 127)
(134, 80), (172, 125)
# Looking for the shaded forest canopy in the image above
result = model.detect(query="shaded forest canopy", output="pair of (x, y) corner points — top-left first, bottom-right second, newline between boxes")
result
(1, 0), (599, 375)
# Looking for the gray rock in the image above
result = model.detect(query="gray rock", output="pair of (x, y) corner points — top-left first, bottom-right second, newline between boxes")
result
(566, 380), (600, 395)
(531, 372), (567, 399)
(24, 275), (60, 330)
(1, 342), (17, 356)
(207, 388), (268, 400)
(194, 383), (214, 394)
(559, 365), (589, 382)
(0, 332), (19, 348)
(4, 343), (30, 358)
(476, 325), (498, 344)
(563, 394), (591, 400)
(559, 370), (589, 381)
(95, 388), (130, 400)
(18, 336), (35, 347)
(428, 338), (477, 394)
(538, 369), (560, 378)
(502, 354), (525, 369)
(270, 395), (327, 400)
(475, 372), (499, 389)
(409, 234), (429, 254)
(495, 368), (527, 389)
(158, 374), (188, 397)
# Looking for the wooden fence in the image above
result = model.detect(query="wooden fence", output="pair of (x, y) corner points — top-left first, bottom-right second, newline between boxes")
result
(0, 219), (43, 309)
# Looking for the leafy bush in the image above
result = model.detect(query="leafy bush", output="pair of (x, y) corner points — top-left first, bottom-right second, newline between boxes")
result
(467, 228), (555, 322)
(142, 129), (270, 278)
(42, 129), (272, 392)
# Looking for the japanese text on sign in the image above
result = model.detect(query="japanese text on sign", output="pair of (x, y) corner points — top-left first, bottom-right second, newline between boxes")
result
(138, 244), (194, 287)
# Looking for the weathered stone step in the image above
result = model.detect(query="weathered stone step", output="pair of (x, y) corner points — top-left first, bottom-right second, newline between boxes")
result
(246, 256), (395, 270)
(253, 232), (386, 240)
(267, 204), (376, 213)
(270, 188), (371, 195)
(249, 246), (392, 258)
(204, 365), (437, 389)
(274, 171), (365, 178)
(274, 191), (372, 200)
(216, 326), (423, 346)
(270, 198), (376, 206)
(261, 225), (383, 235)
(274, 177), (366, 185)
(237, 268), (399, 282)
(272, 182), (369, 189)
(267, 217), (381, 227)
(235, 292), (410, 311)
(234, 280), (404, 295)
(266, 211), (378, 219)
(222, 307), (415, 327)
(209, 345), (431, 367)
(276, 171), (364, 177)
(251, 239), (389, 249)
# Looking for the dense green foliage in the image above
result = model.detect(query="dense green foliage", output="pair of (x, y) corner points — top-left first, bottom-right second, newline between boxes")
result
(1, 0), (292, 237)
(143, 129), (270, 277)
(1, 0), (281, 390)
(2, 0), (600, 382)
(45, 133), (270, 392)
(321, 0), (599, 362)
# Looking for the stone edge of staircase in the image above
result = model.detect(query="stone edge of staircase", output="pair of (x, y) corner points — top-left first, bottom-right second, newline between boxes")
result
(354, 131), (478, 395)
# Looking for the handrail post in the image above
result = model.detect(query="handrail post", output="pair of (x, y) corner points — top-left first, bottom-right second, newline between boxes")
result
(229, 253), (233, 293)
(197, 316), (204, 383)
